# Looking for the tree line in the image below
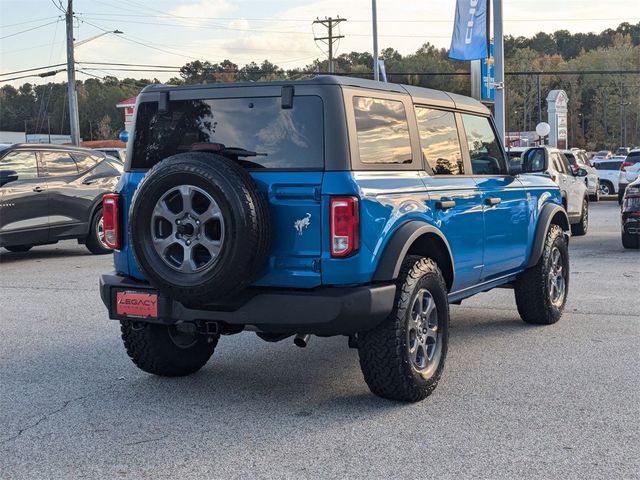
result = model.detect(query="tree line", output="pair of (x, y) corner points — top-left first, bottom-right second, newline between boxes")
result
(1, 22), (638, 149)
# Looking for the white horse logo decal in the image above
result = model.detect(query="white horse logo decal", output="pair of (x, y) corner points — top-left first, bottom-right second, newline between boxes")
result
(294, 213), (312, 236)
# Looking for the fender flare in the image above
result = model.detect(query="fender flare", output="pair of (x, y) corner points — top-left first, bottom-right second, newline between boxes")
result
(525, 203), (570, 269)
(372, 221), (454, 285)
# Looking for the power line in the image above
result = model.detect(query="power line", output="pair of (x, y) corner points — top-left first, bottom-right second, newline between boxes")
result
(0, 16), (61, 28)
(313, 17), (347, 73)
(0, 63), (66, 77)
(75, 11), (637, 23)
(0, 19), (62, 40)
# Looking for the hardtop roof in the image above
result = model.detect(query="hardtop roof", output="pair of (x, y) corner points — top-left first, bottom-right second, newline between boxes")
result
(141, 75), (489, 115)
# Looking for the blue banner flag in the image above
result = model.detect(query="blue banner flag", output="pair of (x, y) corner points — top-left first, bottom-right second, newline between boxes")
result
(448, 0), (488, 61)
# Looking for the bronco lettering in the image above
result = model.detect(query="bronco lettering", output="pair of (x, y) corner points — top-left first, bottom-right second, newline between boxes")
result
(465, 0), (479, 45)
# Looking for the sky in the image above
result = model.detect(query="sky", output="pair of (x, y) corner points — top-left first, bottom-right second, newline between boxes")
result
(1, 0), (639, 87)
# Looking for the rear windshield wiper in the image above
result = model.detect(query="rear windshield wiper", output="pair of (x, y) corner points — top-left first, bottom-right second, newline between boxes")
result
(221, 147), (268, 158)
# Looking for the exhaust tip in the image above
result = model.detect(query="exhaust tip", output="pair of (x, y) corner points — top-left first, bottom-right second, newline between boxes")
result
(294, 333), (310, 348)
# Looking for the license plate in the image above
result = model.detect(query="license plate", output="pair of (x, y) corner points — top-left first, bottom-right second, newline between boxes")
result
(116, 291), (158, 318)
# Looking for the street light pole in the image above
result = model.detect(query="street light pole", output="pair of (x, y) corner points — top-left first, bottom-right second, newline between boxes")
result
(65, 0), (80, 145)
(372, 0), (379, 81)
(493, 0), (505, 143)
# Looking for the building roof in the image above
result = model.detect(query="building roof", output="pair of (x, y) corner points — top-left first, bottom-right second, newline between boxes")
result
(116, 96), (137, 108)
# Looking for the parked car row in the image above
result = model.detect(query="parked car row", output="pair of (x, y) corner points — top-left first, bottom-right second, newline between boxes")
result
(0, 144), (122, 254)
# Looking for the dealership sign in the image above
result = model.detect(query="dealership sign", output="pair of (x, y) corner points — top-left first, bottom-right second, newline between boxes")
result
(546, 90), (569, 149)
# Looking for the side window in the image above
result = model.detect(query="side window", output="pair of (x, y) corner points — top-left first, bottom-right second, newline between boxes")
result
(0, 151), (39, 180)
(461, 114), (507, 175)
(555, 153), (570, 174)
(353, 97), (412, 165)
(72, 153), (100, 173)
(415, 107), (464, 175)
(42, 151), (79, 176)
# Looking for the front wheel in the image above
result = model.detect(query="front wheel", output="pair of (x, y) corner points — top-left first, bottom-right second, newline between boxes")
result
(357, 256), (449, 402)
(120, 321), (218, 376)
(514, 224), (569, 325)
(571, 198), (588, 236)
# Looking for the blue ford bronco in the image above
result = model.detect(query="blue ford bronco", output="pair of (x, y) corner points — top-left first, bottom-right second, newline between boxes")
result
(100, 76), (570, 402)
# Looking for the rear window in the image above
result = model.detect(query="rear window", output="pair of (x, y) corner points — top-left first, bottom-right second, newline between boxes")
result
(594, 161), (622, 170)
(627, 151), (640, 162)
(132, 96), (324, 170)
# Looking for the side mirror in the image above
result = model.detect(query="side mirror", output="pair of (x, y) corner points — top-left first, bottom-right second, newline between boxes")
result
(576, 168), (588, 177)
(521, 148), (548, 174)
(0, 170), (19, 186)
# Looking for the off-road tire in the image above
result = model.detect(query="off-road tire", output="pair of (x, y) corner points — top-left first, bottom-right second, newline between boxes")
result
(129, 152), (270, 306)
(120, 321), (218, 376)
(357, 256), (449, 402)
(85, 208), (111, 255)
(571, 198), (588, 236)
(622, 233), (639, 249)
(4, 245), (32, 253)
(514, 224), (568, 325)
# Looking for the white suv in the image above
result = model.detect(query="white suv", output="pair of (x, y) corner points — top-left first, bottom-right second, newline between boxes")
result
(592, 157), (624, 195)
(563, 149), (599, 201)
(524, 146), (590, 236)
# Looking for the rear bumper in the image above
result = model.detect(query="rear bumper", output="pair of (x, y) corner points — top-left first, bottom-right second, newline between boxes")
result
(99, 272), (396, 335)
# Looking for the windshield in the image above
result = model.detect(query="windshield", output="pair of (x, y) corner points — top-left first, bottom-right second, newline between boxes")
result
(132, 96), (324, 170)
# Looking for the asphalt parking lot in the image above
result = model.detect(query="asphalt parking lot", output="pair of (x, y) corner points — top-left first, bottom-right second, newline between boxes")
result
(1, 200), (638, 479)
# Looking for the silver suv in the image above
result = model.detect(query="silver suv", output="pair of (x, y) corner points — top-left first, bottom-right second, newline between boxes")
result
(563, 149), (599, 201)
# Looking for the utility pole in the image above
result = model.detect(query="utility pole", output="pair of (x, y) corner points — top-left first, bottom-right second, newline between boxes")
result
(372, 0), (379, 81)
(493, 0), (505, 143)
(65, 0), (80, 145)
(313, 17), (346, 73)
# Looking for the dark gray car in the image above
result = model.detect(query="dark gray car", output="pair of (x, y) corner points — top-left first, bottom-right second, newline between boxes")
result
(0, 144), (121, 254)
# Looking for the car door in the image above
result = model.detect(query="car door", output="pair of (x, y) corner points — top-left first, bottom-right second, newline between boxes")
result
(459, 113), (529, 280)
(0, 150), (49, 246)
(40, 150), (92, 240)
(550, 152), (573, 213)
(415, 106), (484, 292)
(557, 152), (582, 215)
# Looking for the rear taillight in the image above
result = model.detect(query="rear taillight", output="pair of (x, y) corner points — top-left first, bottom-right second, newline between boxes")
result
(102, 193), (120, 250)
(620, 161), (633, 171)
(330, 197), (359, 257)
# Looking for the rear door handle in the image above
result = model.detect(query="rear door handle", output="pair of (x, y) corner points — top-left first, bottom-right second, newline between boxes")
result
(485, 197), (501, 206)
(33, 186), (45, 192)
(435, 200), (456, 210)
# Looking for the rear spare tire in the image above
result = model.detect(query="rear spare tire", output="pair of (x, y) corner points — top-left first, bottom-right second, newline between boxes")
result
(129, 152), (270, 306)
